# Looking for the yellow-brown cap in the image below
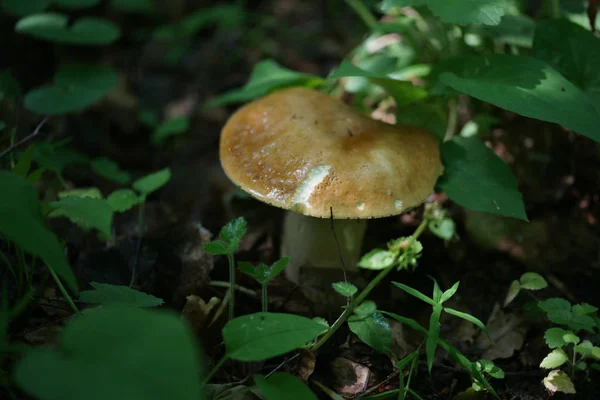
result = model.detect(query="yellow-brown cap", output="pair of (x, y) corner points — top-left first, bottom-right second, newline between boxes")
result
(219, 87), (444, 219)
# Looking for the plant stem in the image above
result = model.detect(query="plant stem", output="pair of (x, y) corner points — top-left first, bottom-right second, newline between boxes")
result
(345, 0), (379, 31)
(444, 98), (458, 142)
(262, 284), (267, 312)
(227, 254), (236, 320)
(201, 354), (228, 386)
(311, 218), (429, 352)
(47, 265), (79, 314)
(209, 281), (255, 297)
(0, 117), (49, 160)
(550, 0), (560, 18)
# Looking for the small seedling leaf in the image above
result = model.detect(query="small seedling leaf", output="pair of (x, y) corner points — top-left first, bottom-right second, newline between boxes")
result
(332, 282), (358, 297)
(543, 370), (576, 394)
(91, 157), (131, 185)
(132, 168), (172, 195)
(428, 218), (455, 240)
(563, 333), (581, 345)
(574, 340), (593, 357)
(152, 117), (190, 145)
(540, 348), (569, 369)
(426, 303), (443, 372)
(80, 282), (164, 307)
(392, 282), (435, 306)
(205, 217), (247, 255)
(503, 280), (521, 307)
(59, 188), (103, 200)
(203, 242), (229, 255)
(223, 312), (324, 361)
(544, 328), (567, 349)
(48, 197), (114, 237)
(348, 312), (392, 354)
(358, 249), (397, 270)
(519, 272), (547, 290)
(268, 257), (289, 279)
(354, 300), (378, 317)
(440, 282), (460, 303)
(254, 373), (317, 400)
(444, 307), (489, 337)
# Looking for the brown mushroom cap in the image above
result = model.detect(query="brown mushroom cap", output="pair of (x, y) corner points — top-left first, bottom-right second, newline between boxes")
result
(219, 87), (444, 219)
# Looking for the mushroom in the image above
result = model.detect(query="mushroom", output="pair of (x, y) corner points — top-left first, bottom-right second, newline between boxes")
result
(219, 87), (443, 285)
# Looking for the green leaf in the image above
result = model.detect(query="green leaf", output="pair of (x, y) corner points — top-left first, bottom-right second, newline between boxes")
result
(358, 249), (397, 270)
(478, 14), (536, 47)
(438, 54), (600, 143)
(208, 59), (324, 107)
(152, 117), (190, 145)
(532, 19), (600, 112)
(0, 171), (77, 292)
(107, 189), (140, 213)
(79, 282), (164, 307)
(426, 303), (443, 372)
(540, 348), (569, 369)
(109, 0), (155, 13)
(348, 312), (392, 354)
(204, 217), (247, 256)
(437, 136), (527, 220)
(519, 272), (547, 290)
(329, 61), (428, 107)
(54, 0), (101, 8)
(12, 144), (36, 177)
(58, 188), (103, 200)
(268, 257), (290, 280)
(444, 307), (489, 336)
(15, 13), (121, 45)
(539, 298), (573, 325)
(395, 102), (447, 141)
(574, 340), (593, 357)
(381, 312), (428, 335)
(25, 63), (118, 115)
(132, 168), (172, 195)
(222, 312), (325, 361)
(48, 197), (114, 237)
(440, 282), (460, 303)
(503, 280), (521, 307)
(544, 328), (567, 349)
(380, 0), (509, 26)
(354, 300), (378, 317)
(14, 306), (204, 400)
(32, 142), (89, 175)
(543, 370), (576, 395)
(572, 303), (598, 316)
(563, 333), (580, 345)
(392, 282), (435, 305)
(332, 282), (358, 297)
(91, 157), (131, 184)
(397, 351), (419, 370)
(1, 0), (51, 16)
(428, 218), (455, 241)
(255, 373), (317, 400)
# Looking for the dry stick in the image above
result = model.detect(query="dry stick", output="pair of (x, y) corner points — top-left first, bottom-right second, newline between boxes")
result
(310, 218), (429, 352)
(0, 117), (49, 160)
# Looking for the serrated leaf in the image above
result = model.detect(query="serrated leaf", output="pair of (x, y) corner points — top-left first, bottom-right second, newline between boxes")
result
(32, 142), (89, 175)
(107, 189), (140, 213)
(572, 303), (598, 316)
(539, 298), (573, 325)
(268, 257), (289, 280)
(574, 340), (593, 357)
(358, 249), (397, 270)
(332, 282), (358, 297)
(254, 373), (317, 400)
(203, 242), (228, 255)
(222, 312), (324, 361)
(79, 282), (163, 307)
(540, 348), (569, 369)
(444, 307), (489, 336)
(205, 217), (247, 255)
(208, 60), (324, 107)
(58, 188), (103, 200)
(543, 370), (576, 394)
(152, 117), (190, 145)
(348, 312), (392, 354)
(48, 197), (114, 237)
(437, 136), (527, 220)
(426, 303), (443, 372)
(503, 280), (521, 307)
(15, 13), (120, 45)
(392, 282), (435, 305)
(13, 306), (204, 400)
(132, 168), (172, 195)
(91, 157), (131, 185)
(438, 54), (600, 143)
(544, 328), (567, 349)
(395, 102), (447, 141)
(519, 272), (547, 290)
(380, 0), (509, 26)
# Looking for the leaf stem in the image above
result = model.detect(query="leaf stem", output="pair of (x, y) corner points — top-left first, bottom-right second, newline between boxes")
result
(47, 265), (79, 314)
(345, 0), (379, 31)
(227, 254), (236, 320)
(262, 284), (268, 312)
(201, 354), (228, 386)
(311, 218), (429, 352)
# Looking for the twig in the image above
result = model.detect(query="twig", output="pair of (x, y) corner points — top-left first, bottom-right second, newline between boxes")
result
(0, 117), (49, 160)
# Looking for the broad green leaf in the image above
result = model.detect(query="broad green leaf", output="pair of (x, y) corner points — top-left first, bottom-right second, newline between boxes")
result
(32, 142), (89, 175)
(477, 14), (536, 47)
(0, 171), (77, 292)
(222, 312), (324, 361)
(380, 0), (509, 26)
(543, 370), (576, 395)
(519, 272), (547, 290)
(54, 0), (101, 8)
(48, 197), (114, 237)
(14, 306), (204, 400)
(15, 13), (121, 45)
(544, 328), (567, 349)
(444, 307), (489, 336)
(358, 249), (397, 270)
(503, 280), (520, 307)
(91, 157), (131, 185)
(348, 312), (392, 354)
(332, 282), (358, 297)
(540, 348), (568, 369)
(208, 60), (324, 107)
(254, 373), (317, 400)
(440, 282), (459, 303)
(354, 300), (378, 317)
(152, 117), (190, 145)
(204, 217), (247, 256)
(392, 282), (435, 306)
(1, 0), (50, 16)
(395, 102), (447, 141)
(539, 298), (573, 325)
(426, 303), (443, 372)
(132, 168), (172, 195)
(439, 55), (600, 143)
(563, 333), (580, 345)
(572, 303), (598, 316)
(79, 282), (163, 307)
(428, 218), (455, 241)
(25, 63), (118, 115)
(107, 189), (140, 213)
(532, 19), (600, 112)
(329, 61), (427, 107)
(437, 136), (527, 220)
(574, 340), (593, 357)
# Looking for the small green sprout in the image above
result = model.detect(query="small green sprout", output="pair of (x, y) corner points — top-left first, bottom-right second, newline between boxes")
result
(238, 257), (289, 312)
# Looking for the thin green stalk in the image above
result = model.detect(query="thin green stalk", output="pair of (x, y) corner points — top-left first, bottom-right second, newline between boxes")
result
(444, 98), (458, 142)
(47, 265), (79, 314)
(262, 284), (267, 312)
(201, 354), (228, 386)
(227, 254), (236, 320)
(550, 0), (561, 18)
(209, 281), (255, 297)
(311, 219), (429, 352)
(345, 0), (379, 31)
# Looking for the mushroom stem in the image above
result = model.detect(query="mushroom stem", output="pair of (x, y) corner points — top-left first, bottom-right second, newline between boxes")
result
(280, 211), (367, 284)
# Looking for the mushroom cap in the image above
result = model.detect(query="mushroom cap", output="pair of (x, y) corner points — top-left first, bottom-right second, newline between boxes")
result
(219, 87), (444, 219)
